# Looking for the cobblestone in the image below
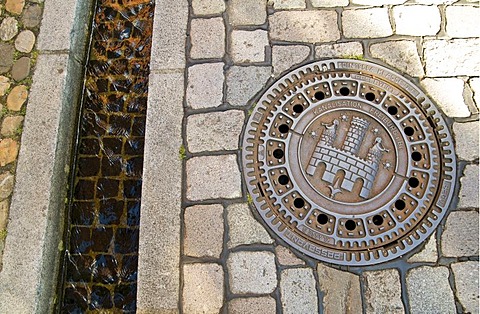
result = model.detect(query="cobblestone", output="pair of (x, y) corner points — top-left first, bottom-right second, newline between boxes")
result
(190, 18), (225, 59)
(280, 268), (317, 314)
(0, 17), (18, 41)
(458, 165), (479, 208)
(14, 30), (35, 53)
(192, 0), (225, 15)
(0, 138), (19, 167)
(184, 205), (224, 258)
(420, 78), (470, 118)
(11, 57), (30, 82)
(231, 30), (268, 64)
(228, 0), (267, 26)
(445, 6), (479, 38)
(351, 0), (406, 4)
(441, 211), (479, 257)
(470, 78), (480, 108)
(183, 263), (224, 314)
(451, 261), (479, 314)
(228, 297), (276, 314)
(6, 85), (28, 111)
(186, 110), (244, 153)
(317, 264), (362, 313)
(0, 200), (8, 230)
(269, 11), (340, 43)
(21, 4), (42, 28)
(275, 245), (304, 266)
(453, 122), (479, 161)
(228, 251), (277, 294)
(6, 0), (25, 15)
(342, 8), (392, 38)
(393, 5), (440, 36)
(186, 62), (224, 109)
(315, 42), (363, 59)
(226, 203), (273, 248)
(270, 0), (306, 9)
(272, 45), (310, 77)
(407, 234), (437, 263)
(1, 116), (24, 137)
(0, 43), (14, 74)
(312, 0), (348, 7)
(370, 40), (424, 77)
(0, 173), (14, 201)
(407, 266), (456, 314)
(363, 269), (404, 314)
(226, 66), (271, 107)
(424, 39), (480, 76)
(411, 0), (454, 3)
(186, 155), (242, 201)
(0, 76), (10, 96)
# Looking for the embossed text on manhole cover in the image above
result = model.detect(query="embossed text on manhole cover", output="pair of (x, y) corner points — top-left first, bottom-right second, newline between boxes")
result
(242, 59), (456, 265)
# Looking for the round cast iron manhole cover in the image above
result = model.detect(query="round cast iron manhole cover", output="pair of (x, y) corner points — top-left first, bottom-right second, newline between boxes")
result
(242, 59), (456, 266)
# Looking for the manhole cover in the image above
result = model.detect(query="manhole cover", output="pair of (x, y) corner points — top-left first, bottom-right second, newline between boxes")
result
(242, 59), (456, 265)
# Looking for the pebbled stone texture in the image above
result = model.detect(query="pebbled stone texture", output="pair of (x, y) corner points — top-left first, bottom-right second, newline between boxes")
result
(458, 165), (479, 208)
(315, 42), (363, 59)
(363, 269), (405, 314)
(228, 297), (276, 314)
(226, 66), (271, 107)
(186, 62), (224, 109)
(231, 30), (268, 64)
(441, 211), (479, 257)
(272, 45), (310, 77)
(407, 234), (437, 263)
(280, 268), (318, 314)
(226, 203), (273, 248)
(342, 8), (392, 38)
(453, 122), (479, 161)
(228, 0), (267, 26)
(451, 261), (479, 314)
(183, 263), (224, 314)
(424, 39), (480, 76)
(228, 251), (277, 294)
(370, 40), (424, 77)
(192, 0), (225, 15)
(190, 17), (225, 59)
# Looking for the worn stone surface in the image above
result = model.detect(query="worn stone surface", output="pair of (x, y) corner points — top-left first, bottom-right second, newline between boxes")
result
(0, 139), (19, 167)
(0, 76), (10, 96)
(275, 245), (304, 266)
(458, 165), (479, 208)
(470, 78), (480, 107)
(0, 173), (14, 201)
(186, 62), (224, 109)
(421, 78), (470, 118)
(0, 45), (14, 75)
(442, 211), (479, 257)
(451, 261), (479, 314)
(271, 0), (306, 9)
(228, 0), (267, 26)
(228, 251), (277, 294)
(317, 264), (362, 313)
(363, 269), (404, 314)
(370, 40), (424, 77)
(269, 11), (340, 43)
(352, 0), (405, 4)
(424, 39), (480, 76)
(6, 0), (24, 15)
(407, 234), (437, 263)
(1, 116), (24, 137)
(0, 17), (18, 41)
(393, 5), (440, 36)
(186, 155), (242, 201)
(192, 0), (225, 15)
(342, 8), (392, 38)
(183, 263), (224, 314)
(187, 110), (244, 153)
(446, 6), (479, 38)
(453, 122), (479, 161)
(280, 268), (318, 314)
(21, 4), (42, 28)
(411, 0), (454, 3)
(226, 66), (271, 107)
(6, 85), (28, 111)
(184, 204), (224, 258)
(0, 199), (9, 230)
(190, 17), (225, 59)
(231, 30), (268, 63)
(14, 30), (35, 53)
(272, 45), (310, 77)
(228, 297), (276, 314)
(315, 42), (363, 59)
(11, 57), (31, 82)
(407, 266), (456, 314)
(226, 203), (273, 248)
(312, 0), (348, 7)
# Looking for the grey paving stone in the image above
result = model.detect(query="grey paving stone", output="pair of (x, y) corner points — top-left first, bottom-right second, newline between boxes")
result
(190, 17), (225, 59)
(312, 0), (348, 7)
(228, 297), (276, 314)
(37, 0), (76, 51)
(186, 110), (244, 153)
(231, 30), (268, 64)
(453, 122), (479, 161)
(226, 66), (271, 107)
(317, 264), (362, 313)
(407, 234), (437, 263)
(363, 269), (405, 314)
(21, 4), (42, 28)
(441, 211), (479, 257)
(272, 45), (310, 77)
(186, 155), (242, 201)
(0, 43), (14, 74)
(280, 268), (318, 314)
(184, 204), (224, 258)
(269, 11), (339, 43)
(370, 40), (424, 77)
(192, 0), (225, 15)
(421, 77), (470, 118)
(275, 245), (304, 266)
(446, 6), (479, 38)
(11, 57), (30, 82)
(14, 30), (35, 53)
(228, 251), (277, 294)
(226, 203), (273, 248)
(0, 17), (18, 41)
(228, 0), (267, 26)
(451, 261), (479, 314)
(458, 165), (479, 208)
(271, 0), (306, 9)
(393, 5), (440, 36)
(424, 39), (480, 76)
(407, 266), (456, 314)
(183, 263), (224, 314)
(315, 42), (363, 59)
(342, 8), (392, 38)
(186, 62), (224, 109)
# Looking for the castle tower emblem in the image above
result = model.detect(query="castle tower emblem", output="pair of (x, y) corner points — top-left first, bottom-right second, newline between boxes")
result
(306, 116), (388, 199)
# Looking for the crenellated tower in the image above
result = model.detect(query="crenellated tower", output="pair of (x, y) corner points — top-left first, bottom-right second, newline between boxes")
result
(341, 117), (370, 155)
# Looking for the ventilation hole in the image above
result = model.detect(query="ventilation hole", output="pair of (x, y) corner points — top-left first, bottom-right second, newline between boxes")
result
(340, 87), (350, 96)
(345, 220), (356, 231)
(387, 106), (398, 115)
(372, 215), (384, 226)
(317, 214), (328, 225)
(314, 91), (325, 100)
(278, 124), (289, 134)
(278, 175), (289, 185)
(411, 151), (422, 161)
(273, 149), (284, 159)
(408, 177), (420, 188)
(404, 126), (415, 136)
(293, 198), (305, 208)
(293, 104), (304, 114)
(365, 92), (375, 101)
(395, 200), (406, 210)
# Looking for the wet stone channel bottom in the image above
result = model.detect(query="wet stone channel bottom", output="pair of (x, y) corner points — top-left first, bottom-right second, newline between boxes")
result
(59, 0), (154, 312)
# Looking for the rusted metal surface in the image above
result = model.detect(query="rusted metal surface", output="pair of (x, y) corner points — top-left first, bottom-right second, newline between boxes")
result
(242, 59), (456, 265)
